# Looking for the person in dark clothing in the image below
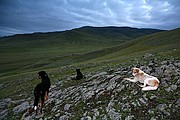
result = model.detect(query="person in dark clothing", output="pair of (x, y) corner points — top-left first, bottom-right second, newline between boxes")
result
(75, 69), (83, 80)
(33, 83), (45, 114)
(38, 71), (51, 100)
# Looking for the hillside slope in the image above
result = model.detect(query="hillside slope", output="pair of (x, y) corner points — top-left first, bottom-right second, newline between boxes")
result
(0, 26), (163, 77)
(0, 27), (179, 120)
(1, 51), (180, 120)
(88, 28), (180, 62)
(27, 28), (179, 70)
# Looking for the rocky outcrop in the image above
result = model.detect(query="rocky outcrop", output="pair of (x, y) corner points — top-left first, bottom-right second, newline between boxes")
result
(1, 58), (180, 120)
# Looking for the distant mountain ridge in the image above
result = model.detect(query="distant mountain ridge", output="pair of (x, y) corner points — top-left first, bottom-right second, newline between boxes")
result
(0, 26), (164, 42)
(77, 26), (164, 38)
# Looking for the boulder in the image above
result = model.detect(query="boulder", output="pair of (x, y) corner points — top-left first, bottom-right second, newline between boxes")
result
(13, 101), (30, 114)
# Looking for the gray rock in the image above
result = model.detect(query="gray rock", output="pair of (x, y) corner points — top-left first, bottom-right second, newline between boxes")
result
(59, 112), (71, 120)
(156, 104), (167, 111)
(0, 109), (8, 120)
(150, 117), (157, 120)
(171, 85), (177, 90)
(174, 62), (180, 68)
(35, 113), (44, 119)
(150, 95), (157, 100)
(106, 75), (115, 79)
(108, 109), (122, 120)
(114, 71), (121, 74)
(115, 85), (125, 93)
(161, 61), (168, 65)
(64, 104), (71, 111)
(161, 81), (168, 87)
(121, 103), (131, 112)
(125, 115), (134, 120)
(21, 111), (35, 120)
(139, 98), (147, 104)
(92, 108), (99, 116)
(55, 113), (61, 117)
(175, 99), (180, 107)
(80, 116), (91, 120)
(13, 101), (30, 114)
(0, 98), (11, 109)
(165, 87), (171, 92)
(88, 72), (108, 80)
(102, 115), (108, 120)
(148, 109), (154, 114)
(107, 76), (121, 91)
(165, 84), (178, 92)
(82, 89), (95, 101)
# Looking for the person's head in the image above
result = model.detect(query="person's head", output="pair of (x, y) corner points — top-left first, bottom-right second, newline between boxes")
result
(38, 71), (48, 79)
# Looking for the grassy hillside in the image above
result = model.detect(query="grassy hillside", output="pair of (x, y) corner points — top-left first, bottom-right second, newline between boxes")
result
(0, 27), (178, 99)
(23, 27), (179, 71)
(0, 27), (162, 77)
(88, 28), (180, 62)
(0, 27), (180, 119)
(0, 27), (179, 119)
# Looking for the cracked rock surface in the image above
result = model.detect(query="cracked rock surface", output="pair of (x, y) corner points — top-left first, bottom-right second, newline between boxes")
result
(1, 58), (180, 120)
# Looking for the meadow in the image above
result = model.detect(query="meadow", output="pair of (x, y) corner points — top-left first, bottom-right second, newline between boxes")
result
(0, 27), (179, 100)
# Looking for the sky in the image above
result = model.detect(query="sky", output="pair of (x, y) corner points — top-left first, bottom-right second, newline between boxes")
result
(0, 0), (180, 36)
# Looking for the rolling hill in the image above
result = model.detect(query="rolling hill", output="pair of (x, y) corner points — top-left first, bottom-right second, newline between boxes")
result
(88, 28), (180, 62)
(0, 26), (179, 119)
(0, 26), (179, 98)
(0, 26), (163, 77)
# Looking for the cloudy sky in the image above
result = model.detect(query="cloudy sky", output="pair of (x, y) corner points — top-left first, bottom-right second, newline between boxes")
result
(0, 0), (180, 36)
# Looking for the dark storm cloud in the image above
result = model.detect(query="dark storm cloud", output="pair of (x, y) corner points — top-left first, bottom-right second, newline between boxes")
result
(0, 0), (180, 36)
